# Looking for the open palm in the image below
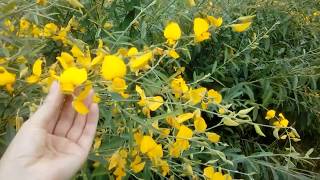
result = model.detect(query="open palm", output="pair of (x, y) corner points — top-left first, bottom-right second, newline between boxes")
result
(0, 81), (99, 180)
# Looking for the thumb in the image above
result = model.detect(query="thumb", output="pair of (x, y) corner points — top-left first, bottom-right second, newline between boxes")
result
(29, 81), (65, 128)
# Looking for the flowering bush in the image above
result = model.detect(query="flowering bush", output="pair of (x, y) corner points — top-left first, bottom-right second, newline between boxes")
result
(0, 0), (319, 179)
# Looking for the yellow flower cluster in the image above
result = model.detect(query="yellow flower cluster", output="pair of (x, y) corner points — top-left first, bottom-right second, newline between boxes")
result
(265, 109), (289, 128)
(0, 8), (260, 179)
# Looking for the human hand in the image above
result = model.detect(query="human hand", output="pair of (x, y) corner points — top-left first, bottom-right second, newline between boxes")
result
(0, 81), (99, 180)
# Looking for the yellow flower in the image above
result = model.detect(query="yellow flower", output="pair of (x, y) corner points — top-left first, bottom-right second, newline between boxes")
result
(91, 39), (106, 66)
(53, 27), (69, 44)
(56, 52), (75, 69)
(110, 77), (127, 93)
(71, 45), (92, 69)
(130, 155), (145, 173)
(159, 160), (170, 176)
(72, 83), (92, 114)
(164, 22), (181, 45)
(140, 136), (163, 159)
(101, 55), (127, 81)
(194, 18), (211, 42)
(108, 77), (129, 98)
(4, 19), (14, 32)
(170, 77), (189, 98)
(185, 87), (207, 105)
(167, 49), (180, 59)
(206, 132), (220, 143)
(136, 85), (163, 117)
(26, 58), (43, 84)
(176, 113), (194, 123)
(194, 116), (207, 132)
(59, 67), (87, 93)
(127, 47), (139, 57)
(134, 131), (143, 146)
(166, 116), (181, 129)
(19, 18), (31, 31)
(0, 67), (16, 92)
(129, 51), (153, 73)
(273, 113), (289, 128)
(207, 16), (223, 27)
(265, 109), (276, 120)
(203, 166), (232, 180)
(43, 23), (59, 37)
(108, 149), (127, 180)
(32, 24), (42, 37)
(230, 22), (252, 32)
(177, 125), (193, 140)
(207, 89), (222, 104)
(36, 0), (47, 5)
(169, 125), (193, 157)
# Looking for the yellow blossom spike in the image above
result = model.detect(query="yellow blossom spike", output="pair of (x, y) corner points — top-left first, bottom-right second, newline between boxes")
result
(101, 55), (126, 80)
(230, 22), (252, 32)
(164, 22), (182, 45)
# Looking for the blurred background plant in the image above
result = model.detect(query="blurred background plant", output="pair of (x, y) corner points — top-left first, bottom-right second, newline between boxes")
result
(0, 0), (319, 179)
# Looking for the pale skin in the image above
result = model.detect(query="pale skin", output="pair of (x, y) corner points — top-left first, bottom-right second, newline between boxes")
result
(0, 81), (99, 180)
